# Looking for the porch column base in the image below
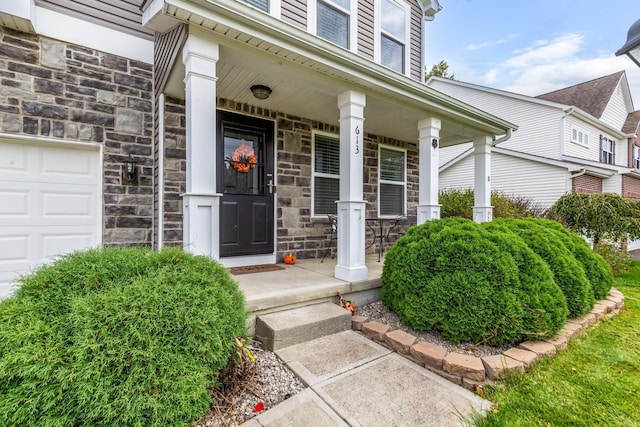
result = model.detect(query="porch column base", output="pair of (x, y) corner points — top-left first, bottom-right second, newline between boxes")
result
(334, 200), (368, 282)
(182, 193), (222, 259)
(473, 206), (493, 223)
(417, 204), (441, 223)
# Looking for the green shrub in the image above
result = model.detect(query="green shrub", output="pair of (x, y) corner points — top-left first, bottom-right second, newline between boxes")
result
(0, 247), (247, 427)
(439, 188), (544, 219)
(529, 219), (613, 300)
(381, 218), (567, 345)
(495, 219), (595, 317)
(594, 243), (632, 275)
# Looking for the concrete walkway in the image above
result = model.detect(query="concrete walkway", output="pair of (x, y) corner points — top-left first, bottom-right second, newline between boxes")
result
(242, 331), (490, 426)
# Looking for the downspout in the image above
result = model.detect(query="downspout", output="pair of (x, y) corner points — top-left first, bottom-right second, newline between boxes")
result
(571, 168), (587, 178)
(560, 107), (574, 159)
(491, 128), (513, 146)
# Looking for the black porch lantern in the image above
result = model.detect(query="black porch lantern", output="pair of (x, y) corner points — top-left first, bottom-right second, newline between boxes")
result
(122, 155), (137, 183)
(616, 18), (640, 67)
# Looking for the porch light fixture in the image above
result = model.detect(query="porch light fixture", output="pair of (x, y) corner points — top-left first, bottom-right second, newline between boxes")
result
(250, 84), (272, 100)
(616, 18), (640, 67)
(122, 155), (137, 183)
(432, 138), (438, 149)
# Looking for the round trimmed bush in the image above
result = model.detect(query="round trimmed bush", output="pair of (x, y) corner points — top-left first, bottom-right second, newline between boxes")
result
(381, 218), (567, 345)
(525, 218), (613, 300)
(0, 247), (246, 427)
(495, 219), (595, 317)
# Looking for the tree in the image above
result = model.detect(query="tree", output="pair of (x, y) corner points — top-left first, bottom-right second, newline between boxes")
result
(425, 60), (455, 81)
(546, 192), (640, 245)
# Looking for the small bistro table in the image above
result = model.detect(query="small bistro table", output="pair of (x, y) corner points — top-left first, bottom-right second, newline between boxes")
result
(365, 216), (407, 262)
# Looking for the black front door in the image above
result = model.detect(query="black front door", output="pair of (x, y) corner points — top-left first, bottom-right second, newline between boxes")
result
(218, 111), (275, 257)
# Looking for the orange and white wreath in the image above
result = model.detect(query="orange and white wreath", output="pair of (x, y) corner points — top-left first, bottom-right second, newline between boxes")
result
(230, 144), (257, 173)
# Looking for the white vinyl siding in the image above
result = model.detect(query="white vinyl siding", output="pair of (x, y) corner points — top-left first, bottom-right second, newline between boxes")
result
(562, 116), (623, 164)
(440, 152), (570, 209)
(603, 174), (622, 194)
(600, 84), (629, 130)
(427, 81), (562, 159)
(378, 145), (406, 216)
(312, 133), (340, 216)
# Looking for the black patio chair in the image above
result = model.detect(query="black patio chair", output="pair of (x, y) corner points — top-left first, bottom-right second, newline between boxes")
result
(320, 214), (338, 262)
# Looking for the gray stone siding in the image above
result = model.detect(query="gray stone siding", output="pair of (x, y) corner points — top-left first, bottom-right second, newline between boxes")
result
(162, 97), (418, 261)
(0, 26), (154, 246)
(161, 96), (186, 246)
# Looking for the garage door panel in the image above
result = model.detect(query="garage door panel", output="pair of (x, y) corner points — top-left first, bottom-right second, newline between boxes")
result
(0, 190), (30, 216)
(0, 141), (100, 299)
(42, 233), (94, 260)
(41, 191), (95, 217)
(0, 144), (28, 173)
(41, 148), (97, 178)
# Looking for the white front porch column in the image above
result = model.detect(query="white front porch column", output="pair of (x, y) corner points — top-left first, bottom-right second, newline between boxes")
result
(417, 117), (442, 223)
(182, 28), (220, 258)
(473, 135), (493, 223)
(335, 90), (368, 282)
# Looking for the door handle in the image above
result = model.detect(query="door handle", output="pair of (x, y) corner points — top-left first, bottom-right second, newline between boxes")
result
(267, 179), (276, 194)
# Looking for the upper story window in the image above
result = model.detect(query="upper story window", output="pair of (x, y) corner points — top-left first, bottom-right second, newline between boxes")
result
(599, 135), (615, 165)
(379, 146), (406, 216)
(311, 0), (352, 49)
(313, 133), (340, 216)
(242, 0), (268, 12)
(571, 125), (589, 147)
(378, 0), (409, 74)
(633, 145), (640, 169)
(240, 0), (281, 17)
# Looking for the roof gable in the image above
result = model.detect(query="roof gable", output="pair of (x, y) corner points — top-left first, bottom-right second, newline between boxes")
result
(535, 71), (625, 119)
(622, 110), (640, 134)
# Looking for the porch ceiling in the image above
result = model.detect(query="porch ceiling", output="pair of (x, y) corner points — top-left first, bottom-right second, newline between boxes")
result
(154, 0), (516, 146)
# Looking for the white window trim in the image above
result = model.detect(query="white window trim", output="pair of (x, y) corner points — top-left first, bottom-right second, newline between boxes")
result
(570, 125), (589, 147)
(311, 131), (340, 217)
(378, 144), (407, 218)
(307, 0), (358, 53)
(373, 0), (411, 76)
(601, 137), (615, 165)
(633, 145), (640, 169)
(241, 0), (281, 18)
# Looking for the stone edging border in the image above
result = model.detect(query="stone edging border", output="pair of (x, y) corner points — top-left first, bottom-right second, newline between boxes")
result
(351, 288), (625, 392)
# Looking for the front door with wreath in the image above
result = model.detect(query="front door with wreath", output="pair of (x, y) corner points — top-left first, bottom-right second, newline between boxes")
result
(217, 111), (275, 257)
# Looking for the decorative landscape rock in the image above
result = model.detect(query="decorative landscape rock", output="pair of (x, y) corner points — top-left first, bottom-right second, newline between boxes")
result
(519, 341), (557, 357)
(481, 355), (525, 380)
(351, 315), (368, 331)
(443, 353), (485, 381)
(502, 347), (538, 368)
(410, 342), (448, 369)
(384, 330), (416, 354)
(543, 334), (569, 351)
(362, 321), (391, 341)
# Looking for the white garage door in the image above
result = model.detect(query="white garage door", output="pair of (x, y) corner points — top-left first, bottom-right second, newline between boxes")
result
(0, 140), (101, 299)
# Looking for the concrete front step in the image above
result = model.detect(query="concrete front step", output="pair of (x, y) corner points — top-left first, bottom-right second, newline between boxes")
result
(255, 302), (352, 351)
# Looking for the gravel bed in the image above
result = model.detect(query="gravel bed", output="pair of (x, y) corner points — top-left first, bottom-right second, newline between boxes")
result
(356, 300), (510, 357)
(193, 341), (305, 427)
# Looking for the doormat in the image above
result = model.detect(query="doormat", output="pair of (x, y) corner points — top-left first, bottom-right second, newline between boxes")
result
(229, 264), (286, 275)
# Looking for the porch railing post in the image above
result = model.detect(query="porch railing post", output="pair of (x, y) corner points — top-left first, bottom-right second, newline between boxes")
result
(417, 117), (441, 223)
(473, 135), (493, 223)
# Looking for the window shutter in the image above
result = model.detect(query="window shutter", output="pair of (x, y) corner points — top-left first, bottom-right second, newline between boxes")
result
(599, 135), (604, 162)
(612, 139), (616, 164)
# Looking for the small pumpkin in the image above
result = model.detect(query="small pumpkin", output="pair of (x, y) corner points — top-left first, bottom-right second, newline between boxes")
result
(283, 253), (296, 265)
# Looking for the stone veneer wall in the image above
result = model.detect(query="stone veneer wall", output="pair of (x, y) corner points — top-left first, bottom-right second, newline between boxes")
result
(0, 26), (154, 246)
(572, 174), (603, 194)
(161, 97), (419, 261)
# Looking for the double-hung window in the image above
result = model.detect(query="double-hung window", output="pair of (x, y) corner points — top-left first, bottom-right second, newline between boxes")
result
(600, 135), (615, 165)
(571, 125), (589, 147)
(315, 0), (351, 48)
(633, 145), (640, 169)
(313, 133), (340, 216)
(378, 0), (409, 74)
(378, 146), (406, 216)
(240, 0), (281, 17)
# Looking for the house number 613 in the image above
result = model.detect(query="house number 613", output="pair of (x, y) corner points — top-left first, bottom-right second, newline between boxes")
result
(354, 126), (360, 155)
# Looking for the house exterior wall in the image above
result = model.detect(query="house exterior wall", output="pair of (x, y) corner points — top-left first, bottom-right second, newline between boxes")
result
(600, 84), (628, 130)
(0, 26), (154, 246)
(622, 175), (640, 199)
(603, 174), (622, 194)
(357, 0), (374, 61)
(35, 0), (153, 40)
(428, 80), (562, 159)
(160, 96), (418, 260)
(572, 174), (603, 194)
(281, 0), (306, 29)
(563, 115), (625, 166)
(440, 152), (569, 209)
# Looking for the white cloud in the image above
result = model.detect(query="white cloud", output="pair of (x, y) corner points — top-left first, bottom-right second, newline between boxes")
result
(465, 34), (518, 51)
(462, 33), (640, 109)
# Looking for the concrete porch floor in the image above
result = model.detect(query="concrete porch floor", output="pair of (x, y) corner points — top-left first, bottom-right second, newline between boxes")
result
(234, 255), (384, 333)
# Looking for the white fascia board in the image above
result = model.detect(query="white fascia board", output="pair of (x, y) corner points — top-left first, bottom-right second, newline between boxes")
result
(35, 7), (153, 63)
(164, 0), (516, 136)
(561, 155), (627, 176)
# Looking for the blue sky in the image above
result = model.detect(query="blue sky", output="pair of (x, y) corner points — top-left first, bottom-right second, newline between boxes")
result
(425, 1), (640, 110)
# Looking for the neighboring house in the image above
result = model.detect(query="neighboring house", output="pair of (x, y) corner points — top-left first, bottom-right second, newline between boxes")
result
(428, 72), (640, 211)
(0, 0), (515, 297)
